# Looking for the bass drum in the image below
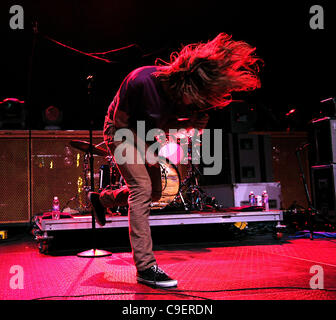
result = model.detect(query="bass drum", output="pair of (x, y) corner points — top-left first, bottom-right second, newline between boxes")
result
(150, 157), (180, 210)
(101, 156), (181, 210)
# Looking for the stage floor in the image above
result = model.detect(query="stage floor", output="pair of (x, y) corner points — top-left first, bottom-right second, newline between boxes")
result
(1, 228), (336, 301)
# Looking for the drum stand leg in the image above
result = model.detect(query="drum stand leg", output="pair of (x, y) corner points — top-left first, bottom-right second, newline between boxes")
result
(112, 175), (126, 215)
(181, 163), (221, 211)
(178, 190), (188, 211)
(179, 163), (202, 211)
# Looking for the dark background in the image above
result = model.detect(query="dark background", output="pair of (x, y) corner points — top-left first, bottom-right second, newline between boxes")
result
(0, 0), (335, 130)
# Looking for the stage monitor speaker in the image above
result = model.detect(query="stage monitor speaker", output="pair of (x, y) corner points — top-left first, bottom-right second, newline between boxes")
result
(309, 118), (336, 165)
(311, 164), (336, 220)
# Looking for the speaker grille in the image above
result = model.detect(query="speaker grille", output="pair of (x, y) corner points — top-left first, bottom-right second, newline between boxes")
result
(0, 133), (30, 223)
(0, 130), (106, 223)
(30, 131), (106, 215)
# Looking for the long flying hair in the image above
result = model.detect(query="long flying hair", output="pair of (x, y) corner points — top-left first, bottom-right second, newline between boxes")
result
(154, 33), (263, 110)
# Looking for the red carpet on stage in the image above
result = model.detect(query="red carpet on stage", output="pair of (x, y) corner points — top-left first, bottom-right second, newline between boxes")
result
(1, 233), (336, 300)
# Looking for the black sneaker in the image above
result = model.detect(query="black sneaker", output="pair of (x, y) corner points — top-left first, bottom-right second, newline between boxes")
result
(88, 192), (106, 226)
(137, 265), (178, 288)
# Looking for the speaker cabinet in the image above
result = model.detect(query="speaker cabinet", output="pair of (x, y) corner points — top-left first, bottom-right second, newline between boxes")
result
(231, 133), (273, 183)
(309, 118), (336, 165)
(30, 131), (106, 215)
(0, 130), (106, 224)
(200, 133), (273, 185)
(311, 164), (336, 220)
(0, 131), (30, 223)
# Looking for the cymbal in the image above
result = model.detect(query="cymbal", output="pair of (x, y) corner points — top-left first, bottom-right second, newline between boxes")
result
(167, 128), (204, 139)
(69, 140), (108, 156)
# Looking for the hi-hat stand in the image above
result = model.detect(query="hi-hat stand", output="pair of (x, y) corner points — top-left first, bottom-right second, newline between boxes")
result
(77, 75), (112, 258)
(295, 143), (316, 240)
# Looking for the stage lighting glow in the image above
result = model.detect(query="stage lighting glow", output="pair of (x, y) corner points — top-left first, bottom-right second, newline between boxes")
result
(286, 109), (296, 116)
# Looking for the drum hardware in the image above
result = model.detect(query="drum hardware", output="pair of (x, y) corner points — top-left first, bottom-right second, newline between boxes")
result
(160, 164), (169, 190)
(69, 139), (109, 212)
(99, 157), (126, 215)
(98, 155), (180, 211)
(69, 130), (221, 214)
(107, 156), (125, 190)
(172, 133), (221, 211)
(69, 139), (109, 157)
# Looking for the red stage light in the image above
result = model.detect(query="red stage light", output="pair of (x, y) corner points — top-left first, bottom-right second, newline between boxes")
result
(286, 109), (296, 116)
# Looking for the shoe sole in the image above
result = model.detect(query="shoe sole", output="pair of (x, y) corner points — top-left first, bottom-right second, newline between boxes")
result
(137, 276), (178, 288)
(88, 192), (106, 226)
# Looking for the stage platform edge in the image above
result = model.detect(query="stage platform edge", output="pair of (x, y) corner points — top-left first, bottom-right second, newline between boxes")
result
(37, 210), (283, 232)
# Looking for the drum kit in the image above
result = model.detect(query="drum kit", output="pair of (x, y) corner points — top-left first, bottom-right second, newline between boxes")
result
(69, 129), (220, 214)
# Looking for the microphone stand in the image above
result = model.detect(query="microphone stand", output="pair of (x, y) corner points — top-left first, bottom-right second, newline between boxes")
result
(77, 75), (111, 257)
(295, 143), (317, 240)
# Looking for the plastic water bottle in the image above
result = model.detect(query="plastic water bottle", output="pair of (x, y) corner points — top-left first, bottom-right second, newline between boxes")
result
(262, 190), (269, 211)
(249, 191), (255, 206)
(52, 196), (60, 219)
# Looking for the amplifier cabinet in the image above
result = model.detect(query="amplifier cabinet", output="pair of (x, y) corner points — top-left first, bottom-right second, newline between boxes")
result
(309, 118), (336, 165)
(311, 164), (336, 220)
(200, 133), (274, 185)
(231, 133), (273, 183)
(0, 131), (30, 223)
(0, 130), (105, 224)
